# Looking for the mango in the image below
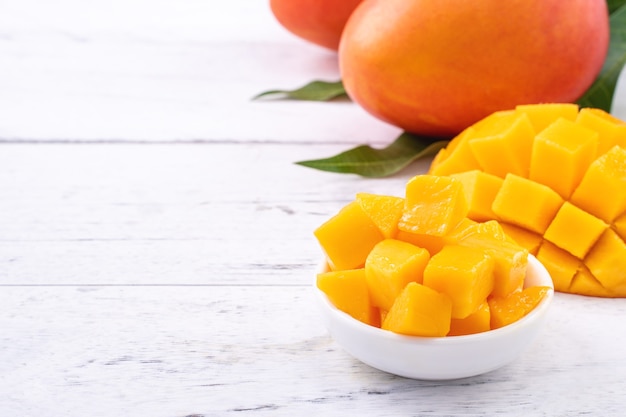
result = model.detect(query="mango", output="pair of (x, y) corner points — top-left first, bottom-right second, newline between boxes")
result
(382, 282), (452, 337)
(448, 301), (491, 337)
(428, 103), (626, 297)
(365, 239), (430, 311)
(423, 245), (495, 319)
(356, 193), (405, 239)
(314, 201), (384, 271)
(317, 268), (380, 326)
(488, 286), (551, 329)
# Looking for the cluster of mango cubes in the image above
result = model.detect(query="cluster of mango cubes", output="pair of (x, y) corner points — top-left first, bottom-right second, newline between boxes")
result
(315, 175), (550, 337)
(429, 103), (626, 297)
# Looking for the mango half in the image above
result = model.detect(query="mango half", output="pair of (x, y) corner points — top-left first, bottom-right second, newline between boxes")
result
(429, 103), (626, 297)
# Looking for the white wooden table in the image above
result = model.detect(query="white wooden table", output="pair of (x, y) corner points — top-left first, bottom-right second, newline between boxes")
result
(2, 1), (626, 415)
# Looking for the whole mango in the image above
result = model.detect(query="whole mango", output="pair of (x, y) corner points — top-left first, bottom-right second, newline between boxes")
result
(270, 0), (363, 51)
(339, 0), (610, 137)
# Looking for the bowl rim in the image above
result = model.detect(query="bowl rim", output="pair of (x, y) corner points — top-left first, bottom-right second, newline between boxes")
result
(314, 253), (554, 344)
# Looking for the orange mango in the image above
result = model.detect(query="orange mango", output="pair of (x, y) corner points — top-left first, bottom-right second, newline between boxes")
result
(317, 268), (380, 326)
(448, 301), (491, 336)
(382, 282), (452, 337)
(356, 192), (405, 238)
(488, 286), (550, 329)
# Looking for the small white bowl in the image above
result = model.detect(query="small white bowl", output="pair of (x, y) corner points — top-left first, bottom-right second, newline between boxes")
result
(314, 254), (554, 380)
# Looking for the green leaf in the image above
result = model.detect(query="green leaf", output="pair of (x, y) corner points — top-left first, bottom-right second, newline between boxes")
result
(607, 0), (626, 14)
(253, 80), (347, 101)
(296, 132), (449, 178)
(576, 2), (626, 111)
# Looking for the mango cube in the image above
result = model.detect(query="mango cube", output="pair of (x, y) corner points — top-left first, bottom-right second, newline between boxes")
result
(429, 127), (482, 176)
(569, 268), (613, 298)
(382, 282), (452, 337)
(450, 170), (503, 222)
(515, 103), (579, 133)
(570, 145), (626, 223)
(423, 245), (495, 319)
(365, 239), (430, 311)
(448, 301), (491, 336)
(500, 223), (543, 255)
(535, 241), (580, 293)
(575, 107), (626, 156)
(488, 286), (550, 329)
(492, 173), (564, 234)
(314, 201), (384, 271)
(529, 118), (598, 199)
(467, 111), (535, 178)
(399, 175), (468, 236)
(584, 229), (626, 291)
(317, 268), (379, 326)
(356, 193), (405, 238)
(544, 202), (608, 259)
(614, 212), (626, 242)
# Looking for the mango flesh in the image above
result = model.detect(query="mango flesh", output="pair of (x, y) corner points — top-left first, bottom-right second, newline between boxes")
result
(429, 104), (626, 297)
(315, 173), (546, 336)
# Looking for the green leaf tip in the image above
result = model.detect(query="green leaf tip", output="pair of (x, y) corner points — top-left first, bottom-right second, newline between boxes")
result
(296, 132), (449, 178)
(253, 80), (347, 102)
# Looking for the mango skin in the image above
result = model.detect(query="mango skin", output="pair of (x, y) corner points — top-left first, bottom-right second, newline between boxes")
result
(339, 0), (609, 137)
(270, 0), (363, 50)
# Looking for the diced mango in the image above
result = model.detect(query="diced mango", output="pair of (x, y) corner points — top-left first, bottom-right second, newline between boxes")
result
(499, 223), (543, 255)
(467, 111), (535, 178)
(314, 201), (384, 271)
(365, 239), (430, 311)
(515, 103), (579, 133)
(382, 282), (452, 337)
(570, 145), (626, 223)
(423, 245), (495, 319)
(535, 241), (580, 293)
(544, 202), (608, 259)
(492, 173), (564, 234)
(569, 267), (613, 298)
(576, 107), (626, 156)
(356, 193), (405, 238)
(458, 236), (527, 299)
(488, 286), (550, 329)
(584, 229), (626, 291)
(614, 212), (626, 242)
(529, 118), (598, 199)
(317, 268), (380, 326)
(429, 127), (482, 176)
(450, 170), (503, 222)
(448, 301), (491, 336)
(395, 230), (448, 255)
(399, 175), (468, 236)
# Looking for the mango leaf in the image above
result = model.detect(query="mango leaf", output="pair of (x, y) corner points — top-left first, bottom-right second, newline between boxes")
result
(253, 80), (347, 101)
(607, 0), (626, 14)
(296, 132), (448, 178)
(576, 2), (626, 111)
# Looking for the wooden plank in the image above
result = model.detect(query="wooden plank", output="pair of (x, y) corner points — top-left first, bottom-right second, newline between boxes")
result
(0, 143), (425, 284)
(1, 286), (626, 416)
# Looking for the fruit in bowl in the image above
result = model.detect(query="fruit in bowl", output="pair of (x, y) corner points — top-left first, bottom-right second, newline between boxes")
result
(313, 174), (554, 379)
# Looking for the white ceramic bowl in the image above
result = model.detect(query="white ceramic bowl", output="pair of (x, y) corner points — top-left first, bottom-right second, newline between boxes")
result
(314, 254), (554, 380)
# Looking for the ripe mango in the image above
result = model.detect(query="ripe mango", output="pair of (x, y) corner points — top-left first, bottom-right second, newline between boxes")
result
(429, 104), (626, 297)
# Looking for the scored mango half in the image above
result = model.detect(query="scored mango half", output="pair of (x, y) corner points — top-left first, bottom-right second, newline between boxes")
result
(429, 103), (626, 297)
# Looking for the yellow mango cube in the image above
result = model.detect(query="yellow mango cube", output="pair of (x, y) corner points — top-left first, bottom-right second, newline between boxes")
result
(535, 241), (580, 293)
(356, 192), (405, 238)
(492, 173), (564, 234)
(569, 268), (613, 298)
(399, 175), (468, 236)
(423, 245), (495, 319)
(467, 111), (535, 178)
(488, 286), (550, 329)
(448, 301), (491, 336)
(365, 239), (430, 311)
(576, 108), (626, 156)
(515, 103), (579, 133)
(584, 229), (626, 291)
(382, 282), (452, 337)
(317, 268), (380, 326)
(614, 212), (626, 242)
(544, 202), (607, 259)
(570, 145), (626, 223)
(314, 201), (384, 271)
(450, 170), (504, 222)
(429, 127), (482, 176)
(529, 118), (598, 199)
(500, 223), (543, 255)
